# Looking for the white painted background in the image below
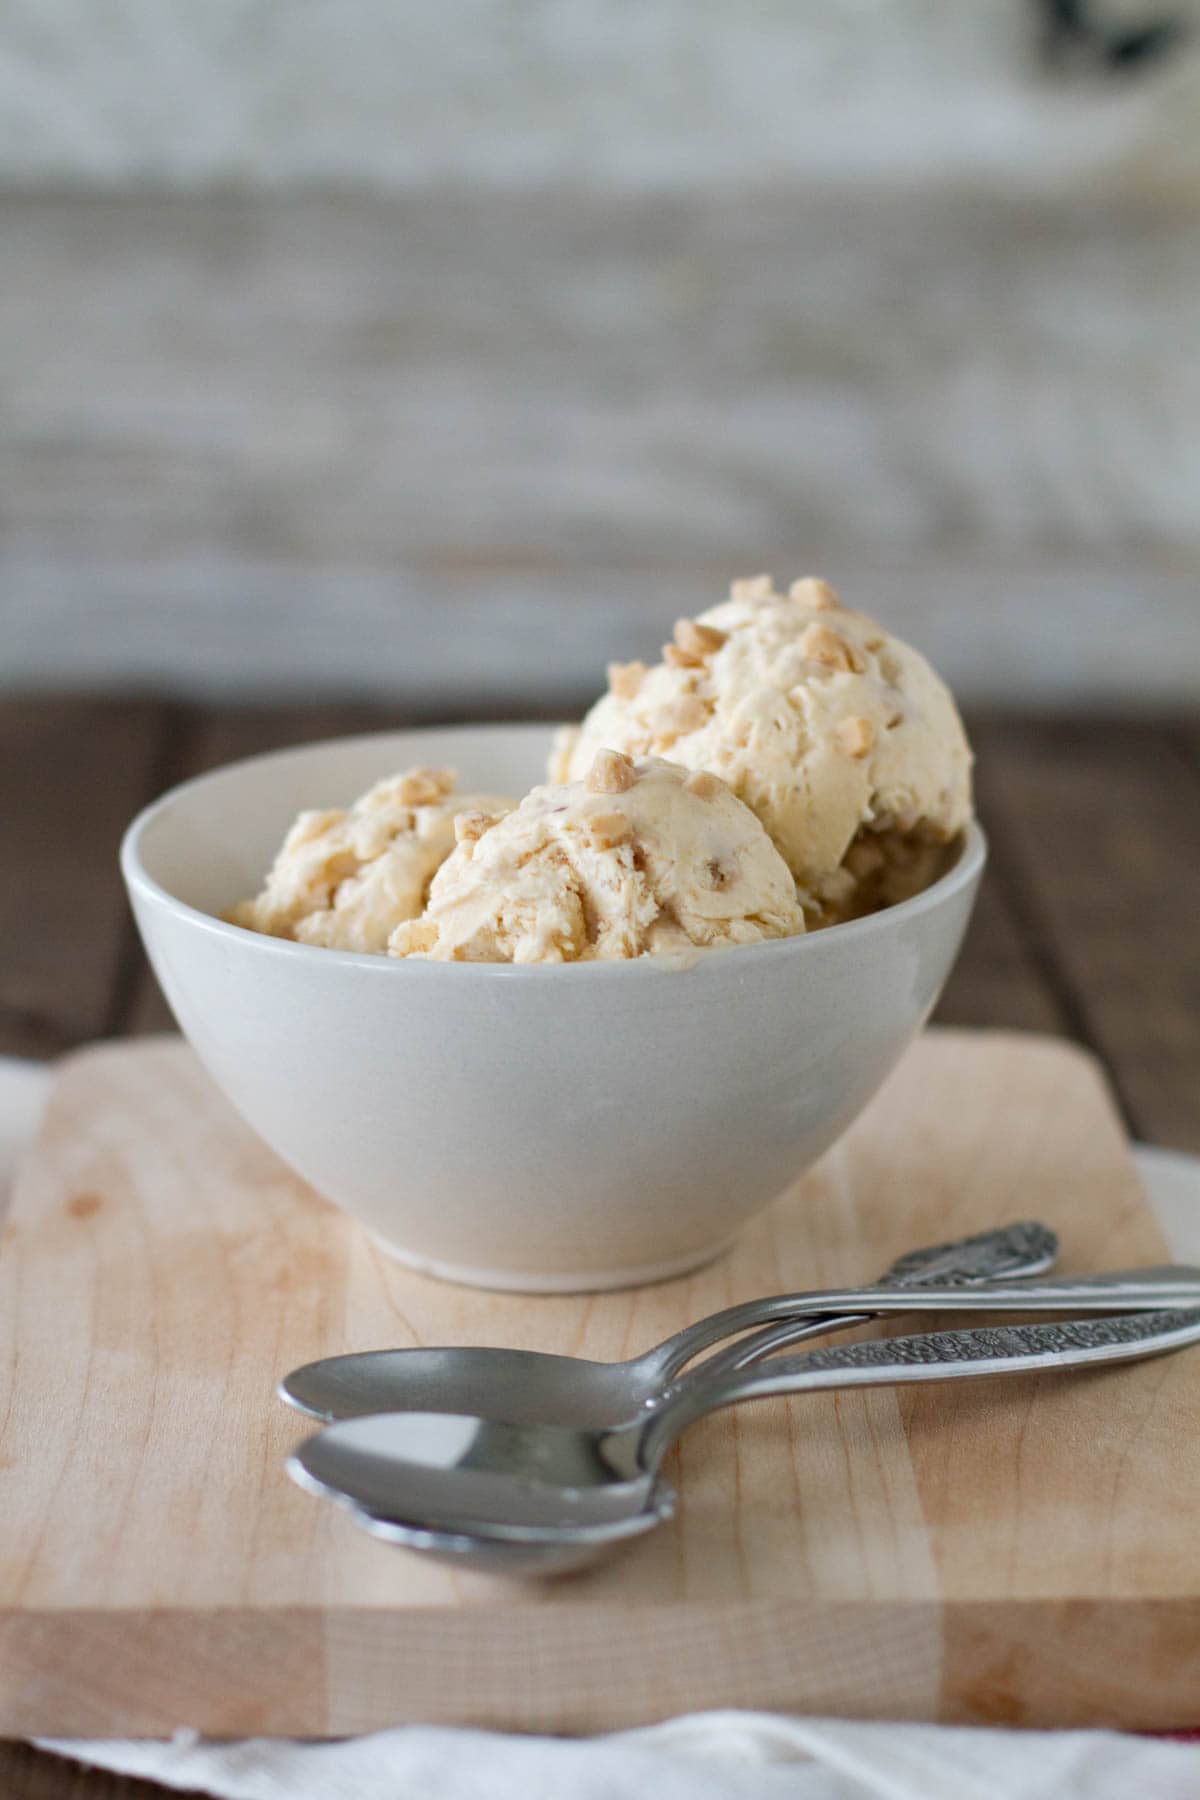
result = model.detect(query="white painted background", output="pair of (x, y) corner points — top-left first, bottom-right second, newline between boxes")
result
(1, 2), (1197, 702)
(0, 1), (1197, 194)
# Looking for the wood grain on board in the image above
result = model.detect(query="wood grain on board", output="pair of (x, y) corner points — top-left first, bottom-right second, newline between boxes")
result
(2, 1028), (1196, 1737)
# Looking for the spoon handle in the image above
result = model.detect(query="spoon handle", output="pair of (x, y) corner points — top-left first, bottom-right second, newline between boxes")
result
(647, 1220), (1058, 1384)
(638, 1308), (1200, 1466)
(656, 1263), (1200, 1386)
(716, 1268), (1200, 1320)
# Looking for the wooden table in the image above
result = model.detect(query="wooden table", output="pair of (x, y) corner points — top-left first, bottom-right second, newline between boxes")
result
(2, 697), (1198, 1798)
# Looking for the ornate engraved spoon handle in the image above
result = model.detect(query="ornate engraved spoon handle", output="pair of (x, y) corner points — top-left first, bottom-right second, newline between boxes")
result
(638, 1308), (1200, 1467)
(645, 1220), (1060, 1383)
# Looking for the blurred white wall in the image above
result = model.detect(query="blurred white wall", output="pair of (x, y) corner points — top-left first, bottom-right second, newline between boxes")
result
(1, 2), (1197, 704)
(0, 0), (1197, 194)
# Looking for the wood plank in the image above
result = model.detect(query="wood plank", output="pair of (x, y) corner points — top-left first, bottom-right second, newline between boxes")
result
(3, 1030), (1196, 1735)
(1181, 722), (1200, 785)
(935, 710), (1076, 1039)
(933, 859), (1066, 1037)
(972, 717), (1200, 1152)
(0, 700), (169, 1061)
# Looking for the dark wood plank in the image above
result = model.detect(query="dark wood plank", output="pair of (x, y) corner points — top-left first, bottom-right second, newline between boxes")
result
(172, 702), (394, 777)
(0, 1743), (203, 1800)
(123, 703), (393, 1035)
(1183, 724), (1200, 780)
(0, 700), (170, 1060)
(936, 714), (1071, 1038)
(933, 858), (1067, 1037)
(972, 717), (1200, 1152)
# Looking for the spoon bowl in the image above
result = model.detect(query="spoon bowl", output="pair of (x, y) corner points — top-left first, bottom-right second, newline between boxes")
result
(289, 1307), (1200, 1574)
(350, 1507), (671, 1577)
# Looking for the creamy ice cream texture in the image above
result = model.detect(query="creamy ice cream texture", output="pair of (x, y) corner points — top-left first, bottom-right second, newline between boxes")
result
(389, 753), (805, 964)
(229, 766), (513, 953)
(553, 575), (972, 919)
(229, 576), (972, 959)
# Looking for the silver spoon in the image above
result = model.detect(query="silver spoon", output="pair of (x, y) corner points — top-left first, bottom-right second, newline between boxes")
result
(289, 1307), (1200, 1577)
(280, 1219), (1059, 1429)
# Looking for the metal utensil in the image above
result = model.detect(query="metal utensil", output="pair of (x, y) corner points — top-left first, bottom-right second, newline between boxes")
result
(289, 1307), (1200, 1576)
(280, 1220), (1059, 1429)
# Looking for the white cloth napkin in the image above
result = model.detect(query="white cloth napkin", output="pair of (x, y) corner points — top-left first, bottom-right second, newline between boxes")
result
(34, 1715), (1200, 1800)
(4, 1054), (1199, 1800)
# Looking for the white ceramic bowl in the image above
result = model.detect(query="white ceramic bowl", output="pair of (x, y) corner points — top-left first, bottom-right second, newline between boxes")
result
(121, 725), (985, 1292)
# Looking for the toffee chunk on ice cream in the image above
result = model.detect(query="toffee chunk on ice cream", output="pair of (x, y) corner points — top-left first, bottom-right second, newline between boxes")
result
(389, 753), (805, 964)
(552, 576), (972, 923)
(229, 766), (513, 953)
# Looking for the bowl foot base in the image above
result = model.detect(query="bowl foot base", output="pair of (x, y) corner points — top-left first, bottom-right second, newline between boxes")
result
(363, 1228), (737, 1294)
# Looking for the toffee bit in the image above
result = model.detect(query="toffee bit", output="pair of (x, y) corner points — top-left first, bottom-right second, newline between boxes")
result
(674, 617), (728, 658)
(586, 749), (638, 795)
(730, 573), (776, 603)
(684, 770), (724, 800)
(590, 811), (632, 849)
(394, 767), (455, 807)
(656, 695), (709, 740)
(801, 623), (866, 675)
(607, 659), (648, 700)
(837, 716), (875, 759)
(391, 919), (439, 955)
(789, 576), (841, 611)
(663, 642), (704, 669)
(454, 810), (495, 844)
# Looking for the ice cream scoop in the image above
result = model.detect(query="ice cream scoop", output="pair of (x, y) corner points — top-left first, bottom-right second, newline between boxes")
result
(389, 751), (804, 963)
(229, 765), (512, 953)
(553, 575), (972, 919)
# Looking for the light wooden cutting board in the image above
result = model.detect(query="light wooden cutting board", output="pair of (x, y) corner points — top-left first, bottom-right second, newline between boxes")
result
(2, 1029), (1198, 1736)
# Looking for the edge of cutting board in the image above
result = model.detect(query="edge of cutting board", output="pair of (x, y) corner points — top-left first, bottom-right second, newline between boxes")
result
(2, 1028), (1193, 1735)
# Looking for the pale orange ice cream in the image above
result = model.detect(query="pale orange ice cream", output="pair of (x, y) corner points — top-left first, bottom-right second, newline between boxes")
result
(551, 575), (972, 921)
(389, 752), (804, 964)
(229, 766), (513, 953)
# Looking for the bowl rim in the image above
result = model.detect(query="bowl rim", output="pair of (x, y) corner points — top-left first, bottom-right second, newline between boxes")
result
(120, 722), (987, 981)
